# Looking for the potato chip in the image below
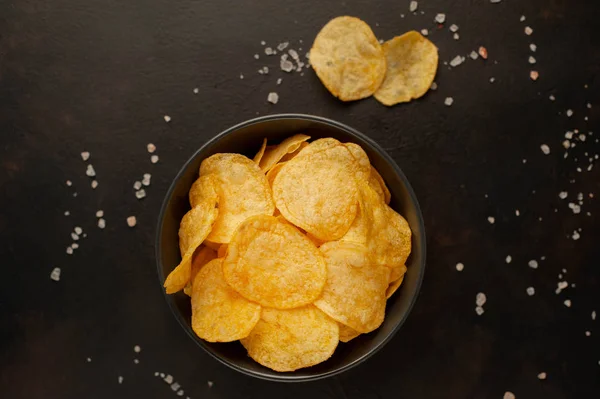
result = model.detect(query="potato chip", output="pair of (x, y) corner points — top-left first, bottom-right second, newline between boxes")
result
(265, 162), (286, 188)
(386, 274), (405, 299)
(310, 16), (386, 101)
(223, 215), (326, 309)
(280, 141), (309, 162)
(368, 166), (391, 204)
(344, 142), (370, 182)
(191, 259), (261, 342)
(188, 174), (219, 212)
(338, 322), (361, 343)
(165, 200), (219, 294)
(314, 242), (389, 333)
(258, 134), (310, 173)
(389, 263), (407, 283)
(200, 153), (275, 243)
(183, 246), (218, 296)
(253, 138), (268, 164)
(217, 244), (228, 258)
(374, 31), (439, 106)
(272, 139), (360, 241)
(203, 240), (220, 251)
(240, 306), (339, 372)
(341, 182), (411, 268)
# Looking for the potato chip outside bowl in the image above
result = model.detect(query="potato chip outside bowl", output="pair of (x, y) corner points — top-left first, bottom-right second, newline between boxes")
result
(156, 114), (426, 382)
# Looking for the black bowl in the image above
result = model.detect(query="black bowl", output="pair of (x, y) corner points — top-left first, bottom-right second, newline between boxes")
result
(156, 114), (426, 382)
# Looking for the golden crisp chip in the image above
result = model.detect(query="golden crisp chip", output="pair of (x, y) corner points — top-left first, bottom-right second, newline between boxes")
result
(368, 166), (391, 204)
(203, 240), (220, 251)
(280, 141), (309, 162)
(217, 244), (228, 258)
(386, 274), (405, 299)
(253, 138), (268, 164)
(183, 246), (218, 296)
(240, 306), (339, 372)
(165, 200), (219, 294)
(200, 153), (275, 243)
(188, 174), (219, 213)
(314, 241), (389, 333)
(310, 16), (386, 101)
(344, 142), (371, 182)
(272, 138), (360, 241)
(374, 31), (439, 106)
(265, 162), (286, 188)
(223, 215), (326, 309)
(258, 134), (310, 173)
(389, 263), (407, 283)
(341, 182), (411, 268)
(338, 322), (361, 343)
(191, 258), (261, 342)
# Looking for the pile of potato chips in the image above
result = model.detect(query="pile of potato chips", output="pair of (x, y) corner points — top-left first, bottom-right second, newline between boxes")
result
(310, 16), (439, 105)
(164, 135), (412, 372)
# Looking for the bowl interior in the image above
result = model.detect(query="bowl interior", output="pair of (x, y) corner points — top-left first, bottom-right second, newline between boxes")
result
(156, 114), (425, 382)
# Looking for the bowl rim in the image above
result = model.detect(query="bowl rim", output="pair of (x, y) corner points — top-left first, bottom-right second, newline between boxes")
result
(155, 113), (426, 382)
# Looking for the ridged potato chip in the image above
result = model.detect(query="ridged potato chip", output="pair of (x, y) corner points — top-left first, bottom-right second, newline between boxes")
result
(341, 182), (411, 268)
(310, 16), (386, 101)
(368, 166), (391, 204)
(240, 306), (339, 372)
(374, 31), (439, 106)
(200, 153), (275, 243)
(338, 322), (361, 343)
(183, 246), (218, 296)
(314, 241), (389, 333)
(265, 162), (286, 188)
(258, 134), (310, 173)
(280, 141), (309, 162)
(386, 274), (405, 299)
(191, 259), (261, 342)
(253, 138), (268, 164)
(165, 200), (219, 294)
(223, 215), (326, 309)
(272, 138), (360, 241)
(188, 174), (219, 214)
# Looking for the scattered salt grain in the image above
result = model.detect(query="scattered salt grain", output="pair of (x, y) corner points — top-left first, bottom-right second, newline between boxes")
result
(91, 180), (98, 189)
(74, 226), (83, 234)
(135, 189), (146, 199)
(50, 267), (61, 281)
(177, 390), (184, 397)
(530, 70), (539, 80)
(134, 345), (141, 353)
(505, 255), (512, 264)
(559, 191), (568, 199)
(64, 211), (70, 216)
(453, 33), (459, 40)
(265, 47), (274, 55)
(98, 218), (106, 229)
(81, 151), (90, 161)
(133, 181), (142, 190)
(267, 92), (279, 104)
(127, 216), (137, 227)
(585, 331), (591, 336)
(430, 82), (437, 90)
(163, 115), (171, 123)
(66, 247), (73, 254)
(254, 54), (259, 59)
(540, 144), (550, 154)
(66, 180), (72, 186)
(193, 88), (198, 94)
(487, 216), (495, 224)
(549, 94), (555, 101)
(240, 74), (244, 79)
(469, 51), (479, 60)
(490, 0), (502, 3)
(118, 376), (123, 384)
(489, 77), (495, 83)
(530, 43), (537, 52)
(450, 55), (465, 67)
(456, 262), (464, 271)
(421, 29), (428, 36)
(277, 42), (289, 51)
(280, 55), (295, 72)
(592, 311), (596, 320)
(476, 292), (487, 306)
(564, 299), (572, 307)
(134, 359), (139, 364)
(260, 40), (265, 46)
(528, 56), (536, 64)
(515, 209), (520, 216)
(504, 392), (515, 399)
(566, 109), (573, 117)
(147, 143), (156, 153)
(86, 164), (96, 177)
(449, 24), (459, 32)
(475, 306), (484, 316)
(526, 287), (535, 296)
(478, 46), (488, 59)
(151, 155), (159, 164)
(277, 78), (283, 85)
(164, 374), (173, 384)
(208, 381), (214, 388)
(444, 97), (454, 106)
(142, 174), (151, 186)
(568, 203), (581, 214)
(528, 260), (538, 269)
(87, 357), (92, 362)
(160, 373), (165, 378)
(409, 1), (418, 12)
(96, 210), (103, 218)
(71, 232), (79, 241)
(171, 382), (181, 391)
(572, 230), (580, 240)
(525, 26), (533, 35)
(520, 15), (526, 22)
(435, 13), (446, 24)
(538, 372), (547, 380)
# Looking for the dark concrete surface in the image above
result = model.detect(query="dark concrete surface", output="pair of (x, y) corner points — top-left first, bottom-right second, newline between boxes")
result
(0, 0), (599, 398)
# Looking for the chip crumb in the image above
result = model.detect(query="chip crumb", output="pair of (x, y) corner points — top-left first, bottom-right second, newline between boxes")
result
(530, 70), (539, 81)
(208, 381), (214, 388)
(81, 151), (90, 161)
(409, 1), (418, 12)
(435, 13), (446, 24)
(540, 144), (550, 154)
(267, 92), (279, 104)
(487, 216), (495, 224)
(456, 262), (464, 271)
(478, 46), (488, 59)
(147, 143), (156, 153)
(525, 26), (533, 35)
(50, 267), (61, 281)
(91, 180), (98, 189)
(526, 287), (535, 296)
(98, 218), (106, 229)
(444, 97), (454, 106)
(151, 155), (159, 164)
(163, 115), (171, 123)
(127, 216), (137, 227)
(164, 374), (173, 384)
(118, 376), (123, 384)
(86, 164), (96, 177)
(505, 255), (512, 263)
(504, 392), (515, 399)
(564, 299), (572, 307)
(475, 306), (484, 316)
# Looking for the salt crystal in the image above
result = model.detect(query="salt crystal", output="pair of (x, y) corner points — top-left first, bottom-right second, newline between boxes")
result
(277, 42), (289, 51)
(526, 287), (535, 296)
(254, 54), (259, 59)
(75, 227), (83, 235)
(66, 180), (72, 186)
(490, 0), (501, 3)
(409, 1), (418, 12)
(50, 267), (61, 281)
(564, 299), (572, 307)
(504, 392), (515, 399)
(87, 357), (92, 362)
(559, 191), (567, 199)
(133, 181), (142, 190)
(66, 247), (73, 255)
(81, 151), (90, 161)
(585, 331), (591, 336)
(530, 70), (539, 80)
(160, 373), (165, 378)
(267, 92), (279, 104)
(478, 46), (488, 59)
(549, 94), (555, 101)
(134, 345), (141, 353)
(520, 15), (526, 22)
(566, 109), (573, 117)
(450, 55), (465, 67)
(135, 189), (146, 199)
(444, 97), (454, 106)
(487, 216), (495, 224)
(134, 359), (139, 364)
(277, 78), (283, 85)
(260, 40), (265, 45)
(515, 209), (520, 216)
(469, 51), (479, 60)
(475, 306), (484, 316)
(453, 33), (459, 40)
(421, 29), (428, 36)
(64, 211), (70, 216)
(435, 13), (446, 24)
(118, 376), (124, 384)
(525, 26), (533, 35)
(147, 143), (156, 153)
(476, 292), (487, 306)
(456, 262), (464, 271)
(177, 390), (184, 397)
(239, 74), (244, 79)
(127, 216), (137, 227)
(71, 232), (79, 241)
(96, 210), (104, 218)
(530, 43), (537, 52)
(449, 24), (459, 32)
(528, 56), (536, 64)
(265, 47), (273, 55)
(86, 164), (96, 177)
(563, 140), (571, 149)
(171, 382), (181, 391)
(540, 144), (550, 154)
(572, 230), (580, 240)
(91, 180), (98, 189)
(142, 173), (151, 186)
(489, 77), (495, 83)
(537, 372), (546, 380)
(430, 82), (437, 90)
(592, 311), (596, 320)
(505, 255), (512, 263)
(164, 374), (173, 384)
(193, 88), (198, 94)
(528, 260), (538, 269)
(98, 218), (106, 229)
(151, 155), (159, 164)
(163, 115), (171, 123)
(208, 381), (214, 388)
(71, 243), (79, 249)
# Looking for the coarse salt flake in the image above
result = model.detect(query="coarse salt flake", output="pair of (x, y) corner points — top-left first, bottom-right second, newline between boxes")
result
(528, 56), (536, 64)
(151, 155), (159, 164)
(267, 92), (279, 104)
(118, 376), (123, 384)
(540, 144), (550, 154)
(456, 262), (464, 271)
(526, 287), (535, 296)
(50, 267), (61, 281)
(134, 345), (141, 353)
(487, 216), (495, 224)
(525, 26), (533, 35)
(142, 174), (151, 186)
(566, 109), (573, 117)
(476, 292), (487, 306)
(81, 151), (90, 161)
(135, 189), (146, 199)
(127, 216), (137, 227)
(537, 372), (547, 380)
(164, 374), (173, 384)
(98, 218), (106, 229)
(409, 1), (418, 12)
(505, 255), (512, 263)
(86, 164), (96, 177)
(564, 299), (572, 307)
(435, 13), (446, 24)
(91, 180), (98, 189)
(163, 115), (171, 123)
(147, 143), (156, 153)
(96, 210), (104, 218)
(444, 97), (454, 106)
(475, 306), (484, 316)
